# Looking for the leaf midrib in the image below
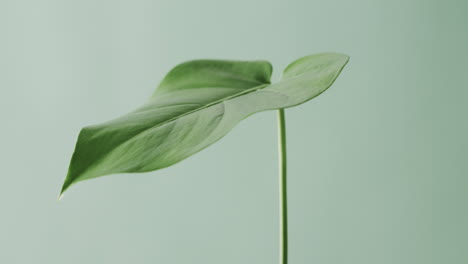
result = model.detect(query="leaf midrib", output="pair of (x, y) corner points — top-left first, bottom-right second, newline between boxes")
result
(141, 83), (270, 134)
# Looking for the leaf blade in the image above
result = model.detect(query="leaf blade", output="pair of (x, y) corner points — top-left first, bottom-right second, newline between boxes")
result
(61, 53), (348, 194)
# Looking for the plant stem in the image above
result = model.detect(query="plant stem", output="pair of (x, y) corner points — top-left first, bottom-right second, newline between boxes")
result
(277, 108), (288, 264)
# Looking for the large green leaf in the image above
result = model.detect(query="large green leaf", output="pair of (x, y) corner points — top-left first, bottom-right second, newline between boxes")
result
(61, 53), (349, 194)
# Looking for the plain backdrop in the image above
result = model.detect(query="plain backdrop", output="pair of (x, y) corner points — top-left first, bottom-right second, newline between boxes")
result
(1, 0), (466, 263)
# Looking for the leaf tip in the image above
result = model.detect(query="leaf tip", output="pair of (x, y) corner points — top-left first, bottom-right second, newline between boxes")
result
(59, 177), (73, 199)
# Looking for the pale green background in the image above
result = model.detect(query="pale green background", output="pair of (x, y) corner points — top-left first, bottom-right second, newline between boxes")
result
(0, 0), (466, 263)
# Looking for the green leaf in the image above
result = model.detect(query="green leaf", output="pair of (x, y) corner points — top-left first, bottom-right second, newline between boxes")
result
(61, 53), (349, 195)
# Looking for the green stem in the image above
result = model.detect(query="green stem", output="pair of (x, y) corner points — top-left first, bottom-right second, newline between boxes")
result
(277, 108), (288, 264)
